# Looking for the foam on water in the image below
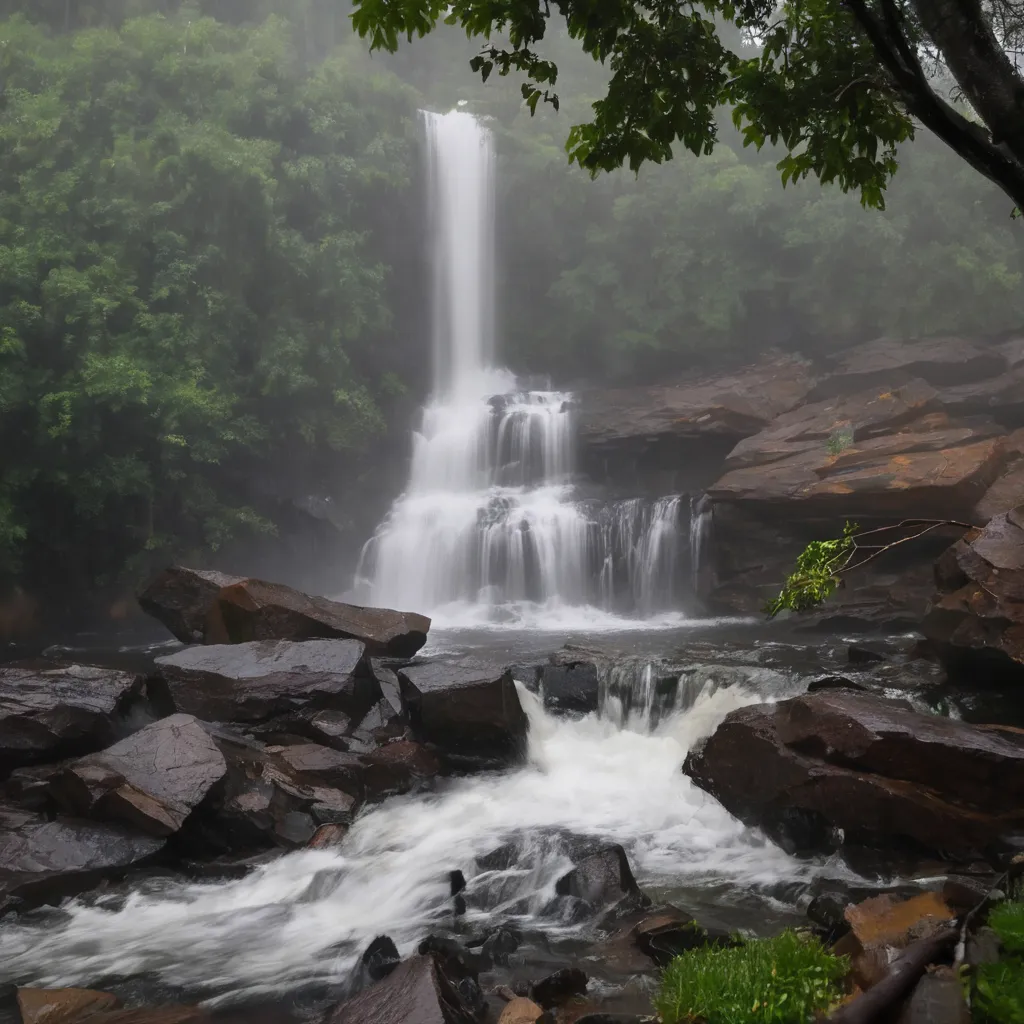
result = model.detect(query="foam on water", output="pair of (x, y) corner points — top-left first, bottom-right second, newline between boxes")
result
(0, 681), (825, 1003)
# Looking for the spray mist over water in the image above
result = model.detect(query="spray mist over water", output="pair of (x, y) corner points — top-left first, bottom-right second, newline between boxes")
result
(0, 676), (830, 1004)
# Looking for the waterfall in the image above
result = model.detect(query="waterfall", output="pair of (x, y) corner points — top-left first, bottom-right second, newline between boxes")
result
(689, 494), (713, 594)
(356, 110), (693, 624)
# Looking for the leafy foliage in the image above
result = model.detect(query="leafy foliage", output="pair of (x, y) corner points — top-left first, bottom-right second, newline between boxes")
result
(765, 523), (858, 617)
(974, 900), (1024, 1023)
(655, 930), (848, 1024)
(827, 427), (855, 455)
(0, 10), (419, 596)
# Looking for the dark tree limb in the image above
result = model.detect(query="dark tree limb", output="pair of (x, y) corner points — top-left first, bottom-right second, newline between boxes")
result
(824, 925), (958, 1024)
(839, 518), (973, 576)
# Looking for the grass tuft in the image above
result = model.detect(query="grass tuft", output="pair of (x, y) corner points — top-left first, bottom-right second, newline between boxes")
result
(654, 929), (848, 1024)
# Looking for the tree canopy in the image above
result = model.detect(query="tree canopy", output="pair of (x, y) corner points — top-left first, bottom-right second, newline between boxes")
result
(352, 0), (1024, 211)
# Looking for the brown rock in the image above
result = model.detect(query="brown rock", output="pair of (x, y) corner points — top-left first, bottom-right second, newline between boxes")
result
(497, 999), (543, 1024)
(90, 1009), (209, 1024)
(896, 968), (972, 1024)
(139, 567), (430, 657)
(0, 662), (145, 773)
(361, 740), (441, 798)
(398, 658), (528, 765)
(578, 353), (815, 448)
(683, 690), (1024, 860)
(150, 640), (380, 726)
(17, 987), (120, 1024)
(922, 506), (1024, 675)
(811, 336), (1006, 400)
(308, 823), (348, 848)
(325, 954), (476, 1024)
(50, 715), (227, 838)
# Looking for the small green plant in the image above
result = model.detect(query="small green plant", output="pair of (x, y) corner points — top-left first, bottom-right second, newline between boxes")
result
(654, 930), (848, 1024)
(975, 899), (1024, 1023)
(764, 522), (858, 617)
(826, 426), (855, 455)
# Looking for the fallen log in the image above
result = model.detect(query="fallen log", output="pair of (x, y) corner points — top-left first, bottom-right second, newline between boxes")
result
(825, 925), (958, 1024)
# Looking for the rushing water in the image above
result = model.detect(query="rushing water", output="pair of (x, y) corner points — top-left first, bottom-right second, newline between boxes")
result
(357, 110), (705, 624)
(0, 669), (827, 1005)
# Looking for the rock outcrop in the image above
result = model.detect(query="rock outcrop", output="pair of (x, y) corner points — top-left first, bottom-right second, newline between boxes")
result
(149, 640), (381, 726)
(140, 566), (430, 656)
(0, 662), (145, 773)
(0, 803), (164, 914)
(921, 507), (1024, 679)
(398, 658), (529, 767)
(50, 715), (227, 837)
(684, 690), (1024, 861)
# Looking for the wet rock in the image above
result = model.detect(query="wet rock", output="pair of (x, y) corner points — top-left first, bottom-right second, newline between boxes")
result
(150, 640), (381, 726)
(49, 714), (226, 838)
(529, 969), (588, 1009)
(683, 689), (1024, 860)
(16, 986), (120, 1024)
(810, 336), (1006, 400)
(139, 566), (430, 656)
(0, 661), (145, 773)
(709, 381), (1007, 521)
(349, 935), (401, 992)
(308, 823), (348, 849)
(896, 967), (971, 1024)
(480, 927), (521, 967)
(837, 891), (956, 991)
(0, 803), (164, 914)
(498, 999), (543, 1024)
(805, 675), (871, 694)
(531, 650), (603, 714)
(362, 740), (441, 798)
(325, 953), (478, 1024)
(266, 744), (366, 798)
(398, 658), (528, 766)
(922, 507), (1024, 681)
(206, 733), (358, 853)
(88, 1008), (209, 1023)
(555, 846), (649, 914)
(477, 842), (519, 872)
(848, 645), (886, 665)
(4, 761), (68, 811)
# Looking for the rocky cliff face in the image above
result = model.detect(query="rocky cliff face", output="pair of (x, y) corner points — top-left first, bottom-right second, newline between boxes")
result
(578, 336), (1024, 632)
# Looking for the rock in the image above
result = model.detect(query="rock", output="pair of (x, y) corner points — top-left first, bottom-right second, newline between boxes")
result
(806, 676), (871, 694)
(180, 729), (359, 855)
(848, 645), (886, 665)
(710, 382), (1007, 521)
(16, 987), (120, 1024)
(49, 714), (227, 838)
(308, 823), (348, 848)
(534, 651), (602, 714)
(266, 744), (366, 798)
(361, 740), (441, 798)
(975, 456), (1024, 522)
(683, 690), (1024, 860)
(498, 999), (543, 1024)
(896, 967), (971, 1024)
(0, 661), (145, 773)
(325, 953), (478, 1024)
(349, 935), (401, 993)
(139, 566), (430, 656)
(87, 1009), (209, 1024)
(0, 803), (164, 914)
(398, 658), (528, 766)
(480, 926), (520, 967)
(810, 336), (1006, 400)
(837, 891), (956, 991)
(555, 846), (649, 913)
(150, 640), (381, 726)
(579, 354), (815, 448)
(922, 507), (1024, 680)
(530, 968), (588, 1009)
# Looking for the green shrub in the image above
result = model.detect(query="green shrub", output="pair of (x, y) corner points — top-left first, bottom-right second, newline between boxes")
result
(990, 900), (1024, 957)
(654, 930), (848, 1024)
(976, 900), (1024, 1023)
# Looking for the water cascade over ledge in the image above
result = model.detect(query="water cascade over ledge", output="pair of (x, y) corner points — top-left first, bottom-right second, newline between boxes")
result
(356, 110), (706, 626)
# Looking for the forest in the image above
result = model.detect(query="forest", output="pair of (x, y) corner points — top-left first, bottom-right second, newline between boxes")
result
(1, 0), (1022, 618)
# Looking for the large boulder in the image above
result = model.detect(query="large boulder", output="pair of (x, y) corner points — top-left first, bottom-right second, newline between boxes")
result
(809, 336), (1007, 401)
(0, 661), (145, 774)
(684, 690), (1024, 861)
(0, 803), (164, 914)
(139, 567), (430, 657)
(921, 507), (1024, 679)
(398, 658), (529, 767)
(325, 953), (478, 1024)
(149, 640), (382, 726)
(49, 714), (227, 838)
(709, 381), (1008, 521)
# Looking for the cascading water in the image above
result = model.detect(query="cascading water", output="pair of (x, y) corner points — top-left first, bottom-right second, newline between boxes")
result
(357, 111), (700, 625)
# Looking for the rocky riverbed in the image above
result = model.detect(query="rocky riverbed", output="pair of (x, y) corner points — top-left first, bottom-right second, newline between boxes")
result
(2, 569), (1024, 1022)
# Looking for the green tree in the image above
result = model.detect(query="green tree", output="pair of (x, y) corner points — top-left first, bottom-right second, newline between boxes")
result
(352, 0), (1024, 211)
